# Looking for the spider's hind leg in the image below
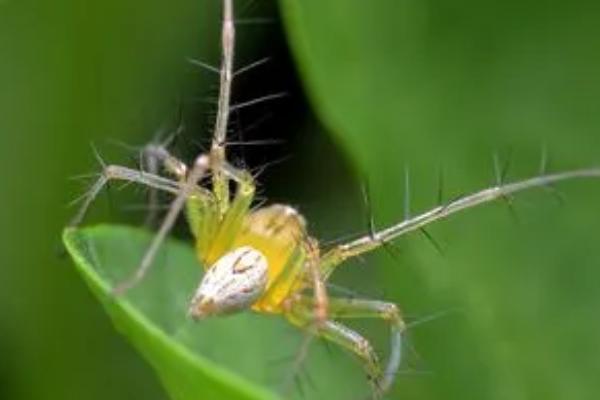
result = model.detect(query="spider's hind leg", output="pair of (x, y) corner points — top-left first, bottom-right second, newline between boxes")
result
(287, 296), (405, 399)
(70, 164), (184, 227)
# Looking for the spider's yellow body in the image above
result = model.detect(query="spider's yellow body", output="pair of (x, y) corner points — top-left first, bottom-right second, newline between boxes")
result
(198, 204), (309, 314)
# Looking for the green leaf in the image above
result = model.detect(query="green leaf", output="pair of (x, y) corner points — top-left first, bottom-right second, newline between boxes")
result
(63, 225), (280, 400)
(63, 226), (371, 400)
(281, 1), (600, 399)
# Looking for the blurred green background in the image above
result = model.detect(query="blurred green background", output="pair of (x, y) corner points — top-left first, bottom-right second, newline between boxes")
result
(2, 0), (600, 399)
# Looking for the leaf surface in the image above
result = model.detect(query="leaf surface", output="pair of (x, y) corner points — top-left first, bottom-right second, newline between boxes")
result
(63, 225), (281, 400)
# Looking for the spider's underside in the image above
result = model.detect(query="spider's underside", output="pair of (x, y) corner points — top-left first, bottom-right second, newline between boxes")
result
(69, 0), (600, 398)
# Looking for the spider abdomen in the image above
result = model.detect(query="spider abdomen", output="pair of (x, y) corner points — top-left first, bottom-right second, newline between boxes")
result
(234, 204), (312, 314)
(188, 246), (268, 319)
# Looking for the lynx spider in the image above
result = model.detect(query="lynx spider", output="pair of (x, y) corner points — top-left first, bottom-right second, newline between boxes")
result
(70, 1), (600, 398)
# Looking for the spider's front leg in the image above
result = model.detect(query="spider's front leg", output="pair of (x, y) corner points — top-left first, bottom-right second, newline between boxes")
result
(209, 0), (235, 216)
(70, 164), (209, 229)
(113, 154), (212, 294)
(286, 296), (405, 399)
(109, 152), (255, 294)
(70, 141), (214, 228)
(320, 168), (600, 279)
(69, 142), (217, 292)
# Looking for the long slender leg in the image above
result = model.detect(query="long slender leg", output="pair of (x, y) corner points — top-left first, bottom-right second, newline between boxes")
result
(321, 168), (600, 277)
(287, 307), (387, 399)
(113, 155), (210, 294)
(288, 296), (405, 398)
(210, 0), (235, 216)
(327, 298), (404, 393)
(70, 165), (187, 227)
(70, 143), (216, 227)
(320, 321), (384, 397)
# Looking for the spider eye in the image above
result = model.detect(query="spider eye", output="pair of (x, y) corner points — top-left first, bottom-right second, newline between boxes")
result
(188, 246), (268, 319)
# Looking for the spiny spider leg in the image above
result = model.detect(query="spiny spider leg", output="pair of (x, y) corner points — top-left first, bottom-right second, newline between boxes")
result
(288, 296), (405, 399)
(69, 140), (216, 229)
(324, 298), (404, 394)
(287, 314), (381, 398)
(113, 154), (210, 295)
(321, 167), (600, 277)
(210, 0), (235, 215)
(69, 165), (192, 227)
